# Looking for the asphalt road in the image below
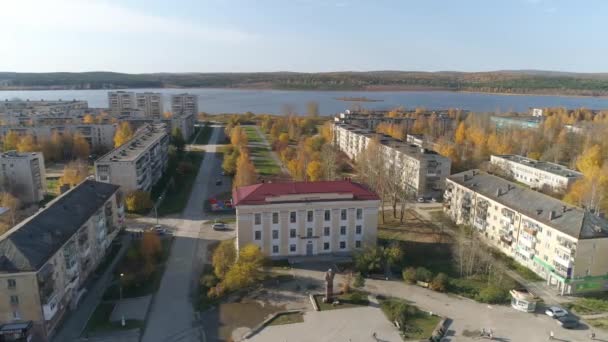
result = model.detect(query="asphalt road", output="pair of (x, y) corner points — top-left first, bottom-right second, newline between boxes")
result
(141, 126), (226, 342)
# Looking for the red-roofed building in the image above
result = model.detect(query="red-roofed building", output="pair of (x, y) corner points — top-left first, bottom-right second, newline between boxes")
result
(233, 181), (380, 258)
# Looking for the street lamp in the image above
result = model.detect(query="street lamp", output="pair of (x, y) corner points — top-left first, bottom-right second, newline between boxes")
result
(154, 195), (164, 226)
(120, 273), (125, 327)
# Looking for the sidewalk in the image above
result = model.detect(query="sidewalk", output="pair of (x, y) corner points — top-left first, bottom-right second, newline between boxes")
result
(52, 235), (130, 341)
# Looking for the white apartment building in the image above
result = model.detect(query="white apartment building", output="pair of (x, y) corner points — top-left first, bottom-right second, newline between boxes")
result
(0, 151), (46, 204)
(108, 91), (136, 115)
(333, 123), (451, 198)
(233, 181), (380, 258)
(444, 170), (608, 295)
(0, 180), (123, 340)
(0, 100), (88, 116)
(490, 155), (583, 193)
(171, 93), (199, 116)
(135, 92), (163, 119)
(117, 113), (195, 142)
(0, 124), (117, 151)
(94, 123), (169, 193)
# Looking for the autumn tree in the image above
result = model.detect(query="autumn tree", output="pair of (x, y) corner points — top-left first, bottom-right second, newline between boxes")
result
(125, 190), (154, 213)
(72, 133), (90, 160)
(140, 231), (162, 263)
(58, 160), (89, 187)
(233, 149), (258, 188)
(220, 243), (265, 292)
(82, 114), (95, 124)
(230, 125), (248, 148)
(306, 160), (323, 181)
(212, 239), (237, 279)
(114, 122), (134, 147)
(16, 134), (37, 152)
(454, 122), (466, 145)
(0, 192), (20, 233)
(3, 131), (19, 151)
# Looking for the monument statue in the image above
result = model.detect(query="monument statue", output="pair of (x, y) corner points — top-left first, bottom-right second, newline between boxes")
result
(323, 268), (335, 303)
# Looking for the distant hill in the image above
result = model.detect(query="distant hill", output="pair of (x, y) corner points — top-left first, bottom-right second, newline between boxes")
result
(1, 70), (608, 96)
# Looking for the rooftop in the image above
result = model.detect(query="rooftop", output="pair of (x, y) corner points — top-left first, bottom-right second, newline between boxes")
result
(492, 154), (582, 178)
(96, 123), (167, 163)
(0, 151), (41, 160)
(0, 180), (119, 273)
(447, 170), (608, 239)
(232, 180), (380, 206)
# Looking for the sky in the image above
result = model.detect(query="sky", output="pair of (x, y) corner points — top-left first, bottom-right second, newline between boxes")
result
(1, 0), (607, 73)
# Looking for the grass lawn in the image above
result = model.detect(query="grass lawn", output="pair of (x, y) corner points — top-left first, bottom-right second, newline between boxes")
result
(378, 210), (452, 244)
(157, 152), (204, 215)
(242, 126), (280, 176)
(103, 239), (172, 300)
(313, 290), (369, 311)
(82, 302), (144, 336)
(586, 317), (608, 330)
(267, 312), (304, 326)
(195, 124), (213, 144)
(566, 297), (608, 315)
(379, 298), (441, 340)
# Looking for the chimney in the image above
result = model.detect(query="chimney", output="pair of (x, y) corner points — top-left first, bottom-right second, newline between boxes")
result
(549, 210), (556, 220)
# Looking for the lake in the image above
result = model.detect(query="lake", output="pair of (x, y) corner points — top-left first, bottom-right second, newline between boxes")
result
(1, 88), (608, 115)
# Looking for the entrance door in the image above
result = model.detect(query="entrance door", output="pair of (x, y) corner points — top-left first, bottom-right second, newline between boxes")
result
(306, 241), (313, 256)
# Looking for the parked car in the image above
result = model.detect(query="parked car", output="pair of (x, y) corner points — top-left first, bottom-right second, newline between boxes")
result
(417, 197), (426, 203)
(212, 222), (226, 231)
(216, 178), (222, 185)
(545, 306), (568, 318)
(556, 316), (579, 329)
(154, 224), (169, 235)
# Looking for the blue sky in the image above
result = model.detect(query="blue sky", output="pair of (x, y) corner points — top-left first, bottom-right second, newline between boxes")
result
(1, 0), (606, 73)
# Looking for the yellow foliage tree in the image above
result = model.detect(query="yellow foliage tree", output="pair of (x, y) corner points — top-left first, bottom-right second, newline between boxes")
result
(230, 126), (248, 148)
(16, 134), (37, 152)
(576, 145), (603, 176)
(72, 133), (90, 160)
(212, 239), (237, 279)
(114, 122), (134, 147)
(82, 114), (95, 124)
(3, 131), (20, 151)
(454, 122), (466, 145)
(125, 190), (153, 213)
(0, 192), (20, 232)
(306, 160), (323, 181)
(233, 149), (258, 188)
(59, 160), (89, 187)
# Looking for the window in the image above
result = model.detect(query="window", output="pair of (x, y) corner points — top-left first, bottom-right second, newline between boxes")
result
(254, 231), (261, 240)
(272, 245), (279, 254)
(272, 230), (279, 239)
(290, 229), (297, 238)
(355, 240), (362, 248)
(355, 225), (362, 235)
(7, 279), (16, 289)
(10, 295), (18, 305)
(324, 210), (331, 221)
(340, 226), (346, 235)
(272, 212), (279, 224)
(307, 228), (313, 238)
(12, 310), (20, 320)
(324, 227), (330, 236)
(324, 242), (330, 250)
(290, 244), (296, 252)
(254, 213), (261, 225)
(340, 209), (347, 220)
(356, 208), (363, 220)
(339, 241), (346, 249)
(307, 210), (313, 222)
(290, 211), (297, 223)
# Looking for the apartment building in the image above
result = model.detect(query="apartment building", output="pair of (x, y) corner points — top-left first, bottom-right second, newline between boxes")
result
(0, 100), (88, 116)
(135, 93), (163, 119)
(120, 112), (195, 141)
(233, 181), (380, 258)
(0, 180), (123, 340)
(0, 124), (116, 151)
(444, 170), (608, 295)
(0, 151), (46, 204)
(333, 123), (451, 198)
(94, 123), (169, 193)
(170, 93), (199, 116)
(490, 155), (582, 193)
(108, 91), (136, 115)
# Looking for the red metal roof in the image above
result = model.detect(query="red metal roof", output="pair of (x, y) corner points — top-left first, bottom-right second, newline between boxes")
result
(232, 180), (379, 206)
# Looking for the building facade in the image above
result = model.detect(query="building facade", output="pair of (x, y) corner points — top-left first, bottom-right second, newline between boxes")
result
(94, 123), (169, 193)
(233, 181), (380, 258)
(0, 124), (116, 151)
(0, 180), (123, 340)
(0, 151), (46, 204)
(170, 93), (199, 116)
(490, 155), (582, 193)
(135, 93), (163, 119)
(0, 100), (88, 116)
(444, 170), (608, 295)
(108, 91), (136, 115)
(333, 123), (451, 198)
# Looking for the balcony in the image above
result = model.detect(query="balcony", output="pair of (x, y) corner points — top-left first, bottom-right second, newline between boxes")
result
(65, 275), (80, 292)
(42, 294), (59, 321)
(554, 255), (573, 269)
(81, 245), (91, 258)
(65, 258), (79, 278)
(518, 236), (536, 249)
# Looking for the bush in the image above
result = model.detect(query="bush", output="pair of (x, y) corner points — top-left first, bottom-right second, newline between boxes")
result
(200, 274), (219, 288)
(353, 273), (365, 288)
(429, 273), (449, 292)
(415, 267), (433, 283)
(349, 291), (365, 303)
(125, 190), (153, 213)
(476, 285), (509, 304)
(402, 267), (417, 284)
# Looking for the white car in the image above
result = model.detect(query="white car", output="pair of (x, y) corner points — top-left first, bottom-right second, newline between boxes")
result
(545, 306), (568, 318)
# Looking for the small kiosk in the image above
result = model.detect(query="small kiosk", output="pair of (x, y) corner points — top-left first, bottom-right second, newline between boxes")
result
(510, 289), (539, 313)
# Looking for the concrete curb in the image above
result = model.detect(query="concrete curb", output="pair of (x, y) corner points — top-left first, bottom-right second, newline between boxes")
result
(309, 294), (320, 311)
(241, 310), (303, 341)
